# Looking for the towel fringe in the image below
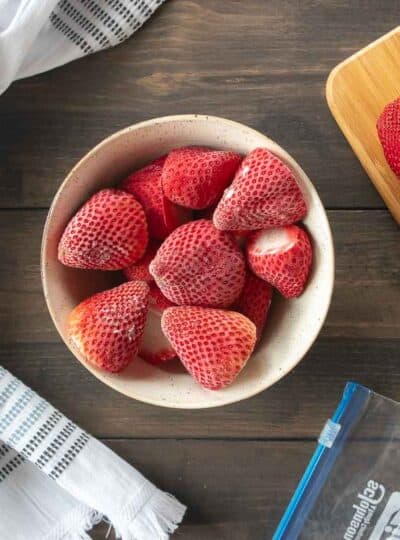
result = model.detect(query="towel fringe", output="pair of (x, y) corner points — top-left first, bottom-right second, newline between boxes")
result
(46, 504), (103, 540)
(113, 491), (187, 540)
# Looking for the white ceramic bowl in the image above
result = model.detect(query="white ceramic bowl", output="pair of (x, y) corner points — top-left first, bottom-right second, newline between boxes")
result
(41, 115), (334, 409)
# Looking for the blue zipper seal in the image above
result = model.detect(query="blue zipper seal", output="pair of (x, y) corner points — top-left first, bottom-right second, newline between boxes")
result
(272, 382), (371, 540)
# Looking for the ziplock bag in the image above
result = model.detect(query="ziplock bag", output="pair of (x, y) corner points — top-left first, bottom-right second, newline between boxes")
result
(274, 382), (400, 539)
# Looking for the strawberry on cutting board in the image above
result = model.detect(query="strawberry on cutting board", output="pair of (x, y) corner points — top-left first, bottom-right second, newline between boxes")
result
(235, 272), (273, 341)
(121, 157), (191, 240)
(213, 147), (307, 231)
(161, 306), (256, 390)
(123, 242), (159, 283)
(58, 188), (148, 270)
(68, 281), (150, 373)
(377, 96), (400, 176)
(139, 285), (177, 366)
(162, 146), (242, 209)
(247, 225), (312, 299)
(149, 219), (246, 308)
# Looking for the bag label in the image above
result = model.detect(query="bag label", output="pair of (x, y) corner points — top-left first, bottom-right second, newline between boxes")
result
(343, 480), (385, 540)
(369, 491), (400, 539)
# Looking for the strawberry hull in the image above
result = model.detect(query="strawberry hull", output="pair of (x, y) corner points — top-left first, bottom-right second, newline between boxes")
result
(247, 225), (312, 299)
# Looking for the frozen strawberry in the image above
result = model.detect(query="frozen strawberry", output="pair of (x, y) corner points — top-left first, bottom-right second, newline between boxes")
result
(377, 97), (400, 176)
(247, 225), (312, 298)
(123, 242), (158, 283)
(58, 189), (148, 270)
(139, 285), (177, 366)
(161, 306), (256, 390)
(149, 219), (246, 308)
(213, 147), (307, 231)
(121, 157), (190, 240)
(68, 281), (149, 373)
(162, 146), (242, 210)
(235, 272), (273, 341)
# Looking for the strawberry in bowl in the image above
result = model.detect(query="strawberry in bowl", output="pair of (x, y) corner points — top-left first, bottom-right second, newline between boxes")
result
(42, 115), (334, 409)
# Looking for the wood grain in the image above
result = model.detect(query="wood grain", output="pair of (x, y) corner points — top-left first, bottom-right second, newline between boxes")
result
(2, 338), (399, 440)
(327, 27), (400, 223)
(1, 0), (399, 209)
(0, 210), (398, 345)
(0, 209), (398, 438)
(1, 2), (400, 538)
(87, 439), (313, 539)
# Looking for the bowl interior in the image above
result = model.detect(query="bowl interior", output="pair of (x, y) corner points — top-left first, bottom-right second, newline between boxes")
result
(42, 115), (334, 409)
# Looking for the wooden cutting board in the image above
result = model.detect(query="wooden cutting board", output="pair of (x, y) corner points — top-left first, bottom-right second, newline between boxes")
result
(326, 27), (400, 224)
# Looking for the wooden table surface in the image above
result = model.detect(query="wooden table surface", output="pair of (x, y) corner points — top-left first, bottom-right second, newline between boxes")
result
(1, 1), (400, 538)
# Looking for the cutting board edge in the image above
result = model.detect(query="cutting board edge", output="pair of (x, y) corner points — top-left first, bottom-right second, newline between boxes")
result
(326, 26), (400, 225)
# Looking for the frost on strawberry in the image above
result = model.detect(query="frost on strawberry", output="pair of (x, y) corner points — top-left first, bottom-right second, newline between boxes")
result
(213, 147), (307, 231)
(161, 306), (256, 390)
(247, 225), (312, 298)
(58, 188), (148, 270)
(68, 281), (150, 373)
(162, 146), (242, 210)
(149, 219), (246, 308)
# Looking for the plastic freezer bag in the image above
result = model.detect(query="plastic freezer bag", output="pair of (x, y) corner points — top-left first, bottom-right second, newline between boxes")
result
(274, 382), (400, 540)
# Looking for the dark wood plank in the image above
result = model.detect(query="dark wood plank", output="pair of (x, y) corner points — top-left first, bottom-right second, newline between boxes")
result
(88, 439), (313, 539)
(0, 0), (397, 209)
(0, 209), (398, 345)
(2, 338), (399, 439)
(0, 209), (398, 438)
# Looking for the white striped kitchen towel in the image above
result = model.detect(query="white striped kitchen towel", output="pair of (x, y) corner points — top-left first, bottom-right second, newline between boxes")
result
(0, 366), (186, 539)
(0, 0), (165, 95)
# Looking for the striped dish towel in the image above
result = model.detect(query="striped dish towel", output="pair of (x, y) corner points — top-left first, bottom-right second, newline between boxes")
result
(0, 367), (186, 539)
(0, 0), (165, 95)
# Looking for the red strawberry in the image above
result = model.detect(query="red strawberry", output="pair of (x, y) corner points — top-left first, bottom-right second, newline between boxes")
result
(235, 272), (273, 341)
(121, 157), (190, 240)
(123, 242), (158, 283)
(68, 281), (149, 373)
(247, 225), (312, 298)
(162, 146), (242, 210)
(58, 189), (148, 270)
(149, 219), (246, 308)
(161, 306), (256, 390)
(377, 97), (400, 176)
(139, 285), (177, 366)
(213, 147), (307, 231)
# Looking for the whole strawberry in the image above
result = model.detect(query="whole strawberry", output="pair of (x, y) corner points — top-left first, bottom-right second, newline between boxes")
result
(213, 147), (307, 231)
(58, 189), (148, 270)
(68, 281), (149, 373)
(123, 242), (159, 284)
(377, 97), (400, 176)
(162, 146), (242, 209)
(235, 272), (273, 341)
(139, 285), (177, 366)
(149, 219), (246, 308)
(161, 306), (256, 390)
(247, 225), (312, 298)
(121, 157), (190, 240)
